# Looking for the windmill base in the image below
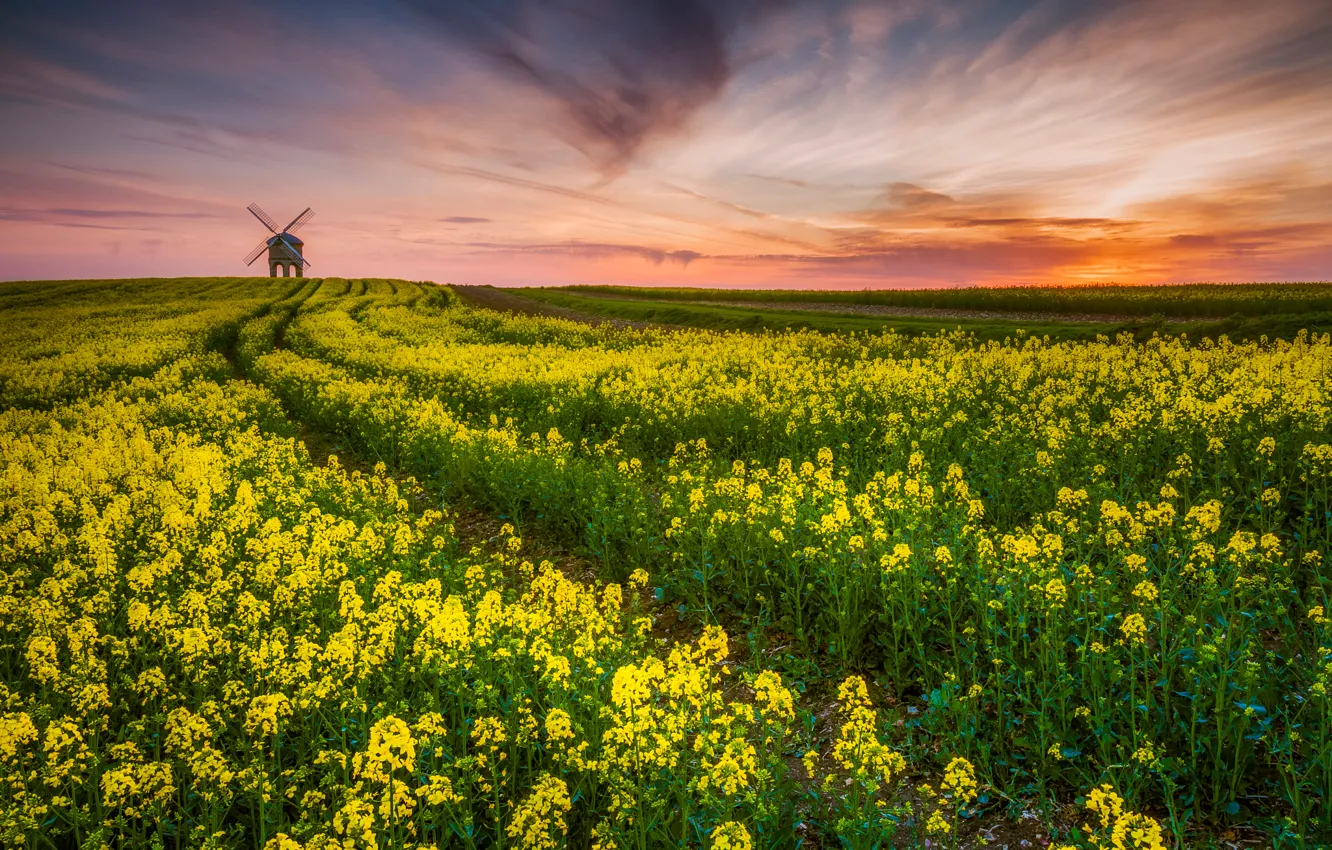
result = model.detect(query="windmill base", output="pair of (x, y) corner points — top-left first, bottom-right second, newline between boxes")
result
(269, 262), (303, 278)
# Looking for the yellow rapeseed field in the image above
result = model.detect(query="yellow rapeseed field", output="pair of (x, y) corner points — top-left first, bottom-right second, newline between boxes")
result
(2, 277), (1329, 848)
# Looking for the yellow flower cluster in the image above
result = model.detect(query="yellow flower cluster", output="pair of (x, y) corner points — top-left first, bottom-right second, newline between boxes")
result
(711, 821), (753, 850)
(506, 774), (572, 850)
(941, 756), (978, 806)
(1083, 785), (1167, 850)
(826, 677), (907, 792)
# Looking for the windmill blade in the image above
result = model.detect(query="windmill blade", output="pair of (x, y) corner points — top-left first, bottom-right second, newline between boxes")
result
(286, 210), (315, 235)
(243, 238), (270, 265)
(282, 207), (314, 234)
(247, 203), (279, 233)
(273, 235), (309, 268)
(274, 235), (305, 263)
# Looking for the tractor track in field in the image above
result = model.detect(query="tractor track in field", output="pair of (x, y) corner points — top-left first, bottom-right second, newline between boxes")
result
(231, 279), (621, 582)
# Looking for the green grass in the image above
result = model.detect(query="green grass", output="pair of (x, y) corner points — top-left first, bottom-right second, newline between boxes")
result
(551, 281), (1332, 318)
(517, 287), (1332, 342)
(515, 288), (1127, 340)
(514, 288), (1272, 342)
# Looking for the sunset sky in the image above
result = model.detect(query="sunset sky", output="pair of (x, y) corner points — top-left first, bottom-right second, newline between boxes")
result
(2, 0), (1330, 288)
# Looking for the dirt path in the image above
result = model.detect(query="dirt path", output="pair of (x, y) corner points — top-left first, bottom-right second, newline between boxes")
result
(449, 284), (666, 330)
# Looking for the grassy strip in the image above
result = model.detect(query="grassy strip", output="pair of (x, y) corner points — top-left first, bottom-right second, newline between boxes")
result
(518, 288), (1332, 342)
(549, 281), (1332, 318)
(517, 288), (1159, 341)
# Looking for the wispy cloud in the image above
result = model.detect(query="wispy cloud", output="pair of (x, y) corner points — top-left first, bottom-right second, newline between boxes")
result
(440, 216), (490, 224)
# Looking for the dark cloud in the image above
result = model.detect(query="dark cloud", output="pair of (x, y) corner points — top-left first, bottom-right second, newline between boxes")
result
(403, 0), (797, 170)
(884, 182), (957, 212)
(469, 240), (704, 266)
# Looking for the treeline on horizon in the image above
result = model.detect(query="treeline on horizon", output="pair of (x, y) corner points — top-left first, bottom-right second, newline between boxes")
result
(555, 281), (1332, 318)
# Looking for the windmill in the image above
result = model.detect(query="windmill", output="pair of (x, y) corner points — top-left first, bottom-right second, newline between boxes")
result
(244, 203), (313, 277)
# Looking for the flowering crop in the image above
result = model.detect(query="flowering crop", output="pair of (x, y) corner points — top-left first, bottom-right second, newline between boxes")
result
(3, 277), (1331, 847)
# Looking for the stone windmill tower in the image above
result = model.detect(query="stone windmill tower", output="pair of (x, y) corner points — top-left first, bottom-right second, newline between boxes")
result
(244, 203), (313, 277)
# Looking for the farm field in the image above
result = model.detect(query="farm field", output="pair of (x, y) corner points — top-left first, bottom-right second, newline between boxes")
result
(3, 277), (1332, 849)
(546, 283), (1332, 318)
(508, 287), (1119, 340)
(514, 284), (1332, 341)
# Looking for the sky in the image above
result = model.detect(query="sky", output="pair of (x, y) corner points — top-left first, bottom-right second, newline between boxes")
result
(1, 0), (1330, 288)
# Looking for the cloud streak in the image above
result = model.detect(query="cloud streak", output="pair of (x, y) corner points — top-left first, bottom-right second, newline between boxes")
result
(468, 240), (704, 267)
(403, 0), (802, 170)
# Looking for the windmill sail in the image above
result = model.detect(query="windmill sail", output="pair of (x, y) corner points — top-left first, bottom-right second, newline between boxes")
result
(243, 238), (270, 265)
(247, 203), (280, 233)
(272, 235), (309, 267)
(283, 207), (314, 234)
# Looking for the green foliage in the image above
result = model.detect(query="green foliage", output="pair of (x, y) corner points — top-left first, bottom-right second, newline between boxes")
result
(4, 277), (1332, 848)
(551, 282), (1332, 318)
